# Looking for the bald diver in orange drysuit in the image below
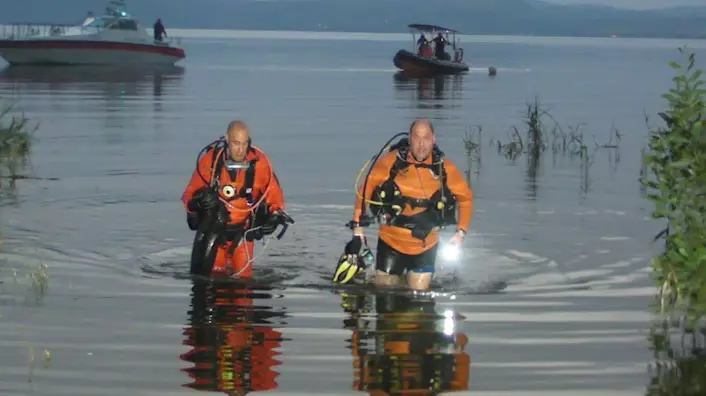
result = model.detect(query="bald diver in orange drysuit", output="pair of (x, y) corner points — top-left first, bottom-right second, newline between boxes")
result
(180, 280), (285, 394)
(334, 119), (473, 290)
(340, 291), (471, 395)
(181, 120), (294, 278)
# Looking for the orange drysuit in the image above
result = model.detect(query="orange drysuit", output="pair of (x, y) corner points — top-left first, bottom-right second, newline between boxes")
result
(352, 149), (473, 256)
(181, 281), (284, 394)
(341, 292), (471, 395)
(182, 144), (286, 277)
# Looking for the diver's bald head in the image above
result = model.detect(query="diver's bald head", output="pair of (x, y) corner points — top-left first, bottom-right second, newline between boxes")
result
(409, 118), (434, 136)
(408, 118), (435, 162)
(225, 120), (251, 161)
(226, 120), (250, 141)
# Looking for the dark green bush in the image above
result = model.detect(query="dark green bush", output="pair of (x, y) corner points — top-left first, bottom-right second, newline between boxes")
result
(641, 47), (706, 327)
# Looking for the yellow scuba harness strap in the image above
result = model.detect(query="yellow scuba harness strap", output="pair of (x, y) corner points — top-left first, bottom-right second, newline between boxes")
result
(350, 134), (457, 239)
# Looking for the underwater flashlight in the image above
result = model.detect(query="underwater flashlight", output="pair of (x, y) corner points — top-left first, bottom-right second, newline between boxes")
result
(440, 242), (461, 261)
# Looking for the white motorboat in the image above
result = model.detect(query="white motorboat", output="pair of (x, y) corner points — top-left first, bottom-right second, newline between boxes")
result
(0, 0), (185, 66)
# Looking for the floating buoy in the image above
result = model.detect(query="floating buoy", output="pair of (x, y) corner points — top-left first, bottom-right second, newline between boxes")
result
(488, 66), (497, 76)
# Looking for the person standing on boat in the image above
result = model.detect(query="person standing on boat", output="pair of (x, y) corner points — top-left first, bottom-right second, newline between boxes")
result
(181, 120), (294, 278)
(417, 34), (432, 58)
(417, 34), (428, 53)
(153, 18), (167, 41)
(82, 12), (95, 27)
(340, 119), (474, 291)
(433, 32), (449, 60)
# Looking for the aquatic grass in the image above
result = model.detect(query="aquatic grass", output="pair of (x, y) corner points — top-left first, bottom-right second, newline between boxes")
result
(488, 97), (621, 161)
(27, 344), (52, 383)
(0, 254), (49, 306)
(465, 97), (621, 196)
(0, 99), (37, 186)
(640, 47), (706, 330)
(0, 242), (52, 383)
(461, 125), (482, 185)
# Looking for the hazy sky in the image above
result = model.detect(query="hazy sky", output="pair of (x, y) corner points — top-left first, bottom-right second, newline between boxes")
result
(546, 0), (706, 9)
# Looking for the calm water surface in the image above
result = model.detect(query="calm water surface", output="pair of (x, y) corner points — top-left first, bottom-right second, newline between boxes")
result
(1, 31), (705, 395)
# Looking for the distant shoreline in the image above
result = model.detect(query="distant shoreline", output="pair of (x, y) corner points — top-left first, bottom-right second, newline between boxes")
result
(2, 25), (706, 43)
(155, 28), (706, 44)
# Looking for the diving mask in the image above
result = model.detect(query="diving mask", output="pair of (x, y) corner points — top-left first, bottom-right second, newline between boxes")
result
(224, 160), (250, 170)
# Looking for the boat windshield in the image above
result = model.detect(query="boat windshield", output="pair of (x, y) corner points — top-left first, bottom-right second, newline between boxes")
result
(82, 1), (139, 31)
(82, 14), (139, 31)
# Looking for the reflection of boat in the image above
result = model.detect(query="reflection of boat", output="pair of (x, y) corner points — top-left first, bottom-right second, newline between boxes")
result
(0, 64), (184, 84)
(180, 280), (286, 393)
(0, 0), (185, 66)
(393, 24), (469, 76)
(0, 64), (184, 97)
(340, 291), (470, 394)
(393, 71), (464, 109)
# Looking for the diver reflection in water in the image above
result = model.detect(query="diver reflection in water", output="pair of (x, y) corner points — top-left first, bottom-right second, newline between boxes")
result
(180, 280), (287, 395)
(340, 291), (470, 394)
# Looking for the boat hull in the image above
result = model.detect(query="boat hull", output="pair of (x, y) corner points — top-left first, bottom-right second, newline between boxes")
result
(393, 49), (468, 76)
(0, 39), (185, 66)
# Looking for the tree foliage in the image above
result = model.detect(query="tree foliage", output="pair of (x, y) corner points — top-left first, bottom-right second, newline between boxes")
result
(641, 47), (706, 326)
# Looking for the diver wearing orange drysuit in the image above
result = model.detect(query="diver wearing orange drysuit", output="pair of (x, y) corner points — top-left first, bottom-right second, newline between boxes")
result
(180, 280), (285, 394)
(349, 119), (473, 290)
(182, 120), (289, 278)
(340, 291), (471, 395)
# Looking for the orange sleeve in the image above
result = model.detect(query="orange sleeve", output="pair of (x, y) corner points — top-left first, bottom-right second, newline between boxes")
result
(443, 159), (473, 232)
(256, 154), (286, 212)
(181, 149), (215, 213)
(352, 152), (396, 223)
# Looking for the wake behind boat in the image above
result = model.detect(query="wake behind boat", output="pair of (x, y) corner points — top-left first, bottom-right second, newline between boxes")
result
(393, 24), (469, 76)
(0, 0), (185, 66)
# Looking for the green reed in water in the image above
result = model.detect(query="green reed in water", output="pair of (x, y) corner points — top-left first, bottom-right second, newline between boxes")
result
(462, 96), (621, 196)
(482, 96), (621, 161)
(0, 99), (37, 186)
(641, 47), (706, 329)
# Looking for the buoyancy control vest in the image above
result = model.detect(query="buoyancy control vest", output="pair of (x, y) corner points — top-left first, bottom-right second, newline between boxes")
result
(196, 139), (272, 229)
(189, 139), (271, 276)
(368, 138), (457, 240)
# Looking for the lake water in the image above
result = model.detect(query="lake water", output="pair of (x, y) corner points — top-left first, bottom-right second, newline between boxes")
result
(1, 31), (705, 395)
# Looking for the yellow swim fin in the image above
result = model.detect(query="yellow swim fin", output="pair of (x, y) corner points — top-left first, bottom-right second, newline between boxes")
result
(332, 253), (365, 284)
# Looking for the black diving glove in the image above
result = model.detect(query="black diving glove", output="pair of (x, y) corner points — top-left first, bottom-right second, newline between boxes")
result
(259, 209), (294, 236)
(188, 187), (220, 212)
(344, 235), (363, 255)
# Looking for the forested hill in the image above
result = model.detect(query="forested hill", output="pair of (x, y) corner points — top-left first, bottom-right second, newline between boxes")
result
(2, 0), (706, 39)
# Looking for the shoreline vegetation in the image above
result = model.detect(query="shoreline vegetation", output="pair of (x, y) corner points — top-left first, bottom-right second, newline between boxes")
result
(639, 50), (706, 393)
(640, 48), (706, 327)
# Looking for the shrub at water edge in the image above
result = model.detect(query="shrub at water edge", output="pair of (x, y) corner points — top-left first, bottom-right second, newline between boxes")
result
(641, 47), (706, 327)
